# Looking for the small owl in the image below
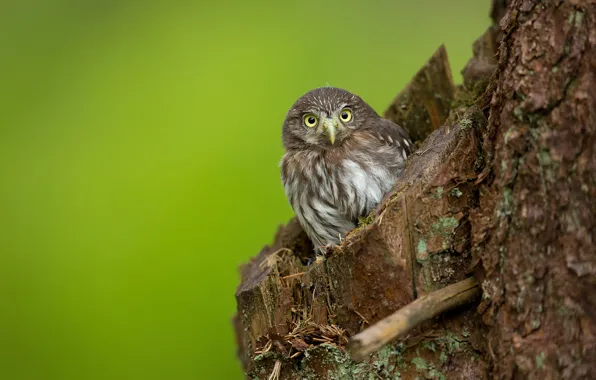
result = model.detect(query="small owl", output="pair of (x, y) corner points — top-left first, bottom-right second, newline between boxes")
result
(280, 87), (412, 254)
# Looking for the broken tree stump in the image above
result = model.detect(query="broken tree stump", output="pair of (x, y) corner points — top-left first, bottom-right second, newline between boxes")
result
(234, 113), (489, 379)
(234, 48), (491, 377)
(384, 45), (456, 145)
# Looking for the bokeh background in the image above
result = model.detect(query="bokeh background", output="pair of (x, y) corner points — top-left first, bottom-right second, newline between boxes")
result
(1, 1), (490, 379)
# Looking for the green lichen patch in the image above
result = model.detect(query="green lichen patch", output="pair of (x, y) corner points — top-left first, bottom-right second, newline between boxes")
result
(572, 10), (585, 27)
(410, 351), (447, 379)
(412, 356), (429, 370)
(459, 117), (473, 130)
(497, 187), (513, 218)
(513, 106), (524, 121)
(417, 239), (429, 262)
(438, 331), (463, 354)
(249, 341), (411, 379)
(536, 149), (558, 187)
(253, 350), (276, 363)
(445, 85), (488, 128)
(415, 215), (462, 290)
(449, 187), (463, 198)
(430, 217), (460, 239)
(417, 239), (428, 255)
(439, 351), (448, 364)
(536, 351), (546, 369)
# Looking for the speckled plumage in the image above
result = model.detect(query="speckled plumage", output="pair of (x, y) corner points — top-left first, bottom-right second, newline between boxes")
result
(280, 87), (412, 253)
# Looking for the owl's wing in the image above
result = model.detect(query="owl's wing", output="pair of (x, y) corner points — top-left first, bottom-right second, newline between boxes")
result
(373, 118), (413, 156)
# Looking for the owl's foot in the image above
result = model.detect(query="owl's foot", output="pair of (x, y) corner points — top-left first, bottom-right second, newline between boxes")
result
(305, 244), (338, 266)
(322, 243), (340, 253)
(305, 255), (325, 266)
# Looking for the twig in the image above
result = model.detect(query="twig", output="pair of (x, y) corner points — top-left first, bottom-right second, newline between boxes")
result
(281, 272), (305, 280)
(267, 360), (281, 380)
(255, 339), (273, 355)
(348, 277), (480, 362)
(413, 146), (437, 156)
(259, 248), (293, 270)
(353, 309), (370, 325)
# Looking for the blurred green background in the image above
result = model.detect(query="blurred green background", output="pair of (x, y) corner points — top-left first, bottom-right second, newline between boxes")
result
(0, 1), (489, 379)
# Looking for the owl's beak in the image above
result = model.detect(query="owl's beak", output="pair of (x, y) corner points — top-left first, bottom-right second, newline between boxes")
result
(322, 118), (338, 145)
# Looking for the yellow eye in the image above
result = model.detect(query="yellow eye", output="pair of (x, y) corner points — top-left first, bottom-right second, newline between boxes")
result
(339, 108), (352, 122)
(303, 114), (318, 128)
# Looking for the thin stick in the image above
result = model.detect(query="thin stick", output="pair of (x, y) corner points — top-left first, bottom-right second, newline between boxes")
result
(353, 309), (370, 325)
(348, 277), (480, 362)
(267, 360), (281, 380)
(281, 272), (305, 280)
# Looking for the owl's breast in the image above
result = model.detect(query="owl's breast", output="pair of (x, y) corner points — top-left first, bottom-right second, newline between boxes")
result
(338, 158), (397, 219)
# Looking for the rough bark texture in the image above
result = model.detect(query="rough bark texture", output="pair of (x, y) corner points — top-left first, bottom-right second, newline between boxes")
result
(472, 0), (596, 378)
(234, 0), (596, 378)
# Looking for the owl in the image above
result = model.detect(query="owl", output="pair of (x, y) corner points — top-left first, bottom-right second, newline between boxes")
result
(280, 87), (412, 254)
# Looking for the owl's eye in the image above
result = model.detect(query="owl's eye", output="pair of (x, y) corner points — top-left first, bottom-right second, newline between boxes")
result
(303, 114), (318, 128)
(339, 108), (353, 122)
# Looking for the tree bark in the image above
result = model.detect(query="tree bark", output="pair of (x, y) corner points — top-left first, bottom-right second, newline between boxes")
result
(472, 0), (596, 378)
(234, 1), (596, 378)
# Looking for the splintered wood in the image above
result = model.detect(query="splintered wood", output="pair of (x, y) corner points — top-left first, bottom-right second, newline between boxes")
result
(384, 45), (455, 144)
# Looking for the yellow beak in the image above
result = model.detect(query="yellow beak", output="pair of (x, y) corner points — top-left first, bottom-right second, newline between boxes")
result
(322, 118), (337, 145)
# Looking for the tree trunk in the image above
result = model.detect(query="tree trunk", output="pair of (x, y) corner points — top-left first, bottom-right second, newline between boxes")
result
(234, 1), (596, 378)
(472, 0), (596, 378)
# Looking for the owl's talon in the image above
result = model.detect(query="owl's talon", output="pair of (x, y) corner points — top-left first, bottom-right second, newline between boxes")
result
(306, 255), (327, 266)
(321, 244), (339, 254)
(306, 246), (336, 266)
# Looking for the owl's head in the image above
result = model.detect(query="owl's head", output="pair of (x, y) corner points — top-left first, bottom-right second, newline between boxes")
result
(282, 87), (379, 149)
